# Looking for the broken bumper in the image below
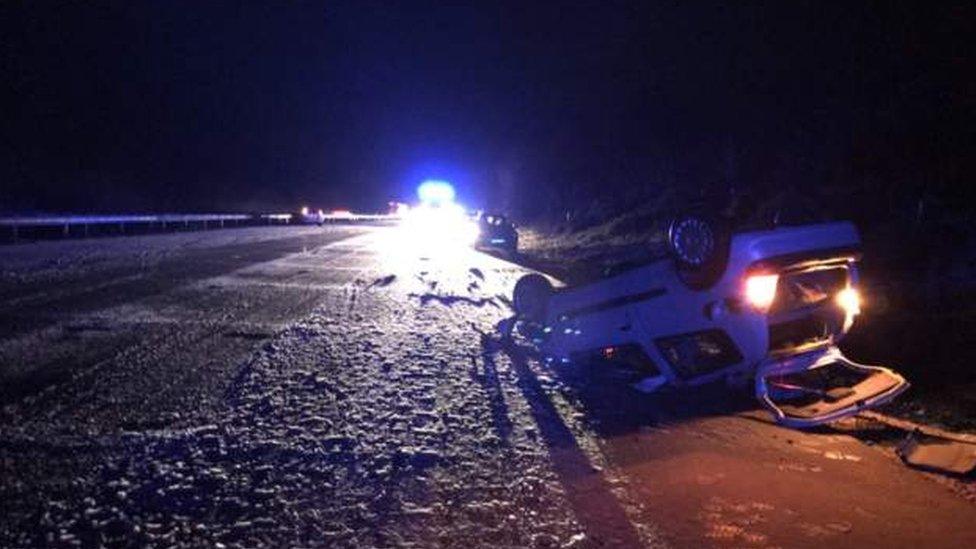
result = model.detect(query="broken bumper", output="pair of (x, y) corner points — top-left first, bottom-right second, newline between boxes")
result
(756, 346), (909, 428)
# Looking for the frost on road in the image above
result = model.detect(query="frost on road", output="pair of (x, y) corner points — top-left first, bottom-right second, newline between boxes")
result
(4, 227), (976, 548)
(0, 228), (661, 547)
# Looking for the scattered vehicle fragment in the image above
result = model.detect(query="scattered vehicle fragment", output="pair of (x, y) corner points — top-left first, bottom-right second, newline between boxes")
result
(898, 432), (976, 475)
(507, 217), (909, 428)
(474, 213), (518, 255)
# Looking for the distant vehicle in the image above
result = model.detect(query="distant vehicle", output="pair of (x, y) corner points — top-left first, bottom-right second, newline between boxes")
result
(507, 217), (908, 428)
(388, 201), (410, 216)
(297, 206), (326, 225)
(474, 213), (518, 254)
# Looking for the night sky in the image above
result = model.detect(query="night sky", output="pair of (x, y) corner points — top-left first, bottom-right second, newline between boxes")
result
(2, 2), (972, 216)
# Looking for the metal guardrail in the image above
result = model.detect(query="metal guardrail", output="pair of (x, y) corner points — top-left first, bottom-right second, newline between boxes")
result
(0, 212), (397, 242)
(0, 213), (287, 240)
(293, 213), (398, 224)
(0, 214), (254, 226)
(259, 214), (294, 222)
(321, 214), (394, 221)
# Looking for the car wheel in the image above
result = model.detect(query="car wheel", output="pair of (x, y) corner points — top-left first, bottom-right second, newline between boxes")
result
(667, 214), (730, 290)
(513, 274), (552, 322)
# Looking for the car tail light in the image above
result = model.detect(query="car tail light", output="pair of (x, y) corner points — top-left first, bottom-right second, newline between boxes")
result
(836, 287), (861, 316)
(744, 274), (779, 312)
(836, 286), (861, 331)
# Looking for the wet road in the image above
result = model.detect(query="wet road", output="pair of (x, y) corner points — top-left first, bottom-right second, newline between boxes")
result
(1, 225), (974, 547)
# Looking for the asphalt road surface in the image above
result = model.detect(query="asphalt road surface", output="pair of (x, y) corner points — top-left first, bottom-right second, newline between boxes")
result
(1, 224), (974, 547)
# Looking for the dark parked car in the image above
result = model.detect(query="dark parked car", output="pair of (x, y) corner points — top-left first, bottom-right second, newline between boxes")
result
(475, 213), (518, 254)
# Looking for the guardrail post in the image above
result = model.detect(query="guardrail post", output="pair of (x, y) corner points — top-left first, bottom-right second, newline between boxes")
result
(11, 226), (17, 242)
(84, 224), (89, 238)
(63, 224), (69, 237)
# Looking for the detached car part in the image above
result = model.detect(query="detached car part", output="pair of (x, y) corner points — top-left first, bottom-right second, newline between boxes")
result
(897, 432), (976, 475)
(509, 220), (909, 428)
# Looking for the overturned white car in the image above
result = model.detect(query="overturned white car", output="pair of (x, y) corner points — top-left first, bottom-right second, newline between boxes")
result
(508, 218), (908, 428)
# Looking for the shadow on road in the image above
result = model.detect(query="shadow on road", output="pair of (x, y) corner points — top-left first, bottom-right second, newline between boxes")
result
(477, 328), (758, 438)
(478, 335), (646, 546)
(554, 361), (758, 438)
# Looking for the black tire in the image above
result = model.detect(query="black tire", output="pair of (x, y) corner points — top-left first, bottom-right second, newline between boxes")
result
(667, 214), (731, 290)
(513, 274), (553, 322)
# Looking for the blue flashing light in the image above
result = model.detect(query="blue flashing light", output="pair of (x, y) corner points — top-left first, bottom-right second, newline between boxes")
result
(417, 180), (456, 205)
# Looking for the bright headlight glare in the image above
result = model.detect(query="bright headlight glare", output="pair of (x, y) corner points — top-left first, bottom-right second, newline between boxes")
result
(400, 203), (477, 247)
(744, 274), (779, 311)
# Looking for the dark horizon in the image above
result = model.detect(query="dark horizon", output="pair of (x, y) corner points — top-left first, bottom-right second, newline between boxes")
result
(2, 2), (972, 219)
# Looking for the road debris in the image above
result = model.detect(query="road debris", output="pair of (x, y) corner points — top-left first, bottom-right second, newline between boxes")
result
(898, 432), (976, 475)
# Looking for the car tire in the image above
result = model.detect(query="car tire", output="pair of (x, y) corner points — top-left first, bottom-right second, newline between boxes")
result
(667, 214), (730, 290)
(513, 274), (552, 323)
